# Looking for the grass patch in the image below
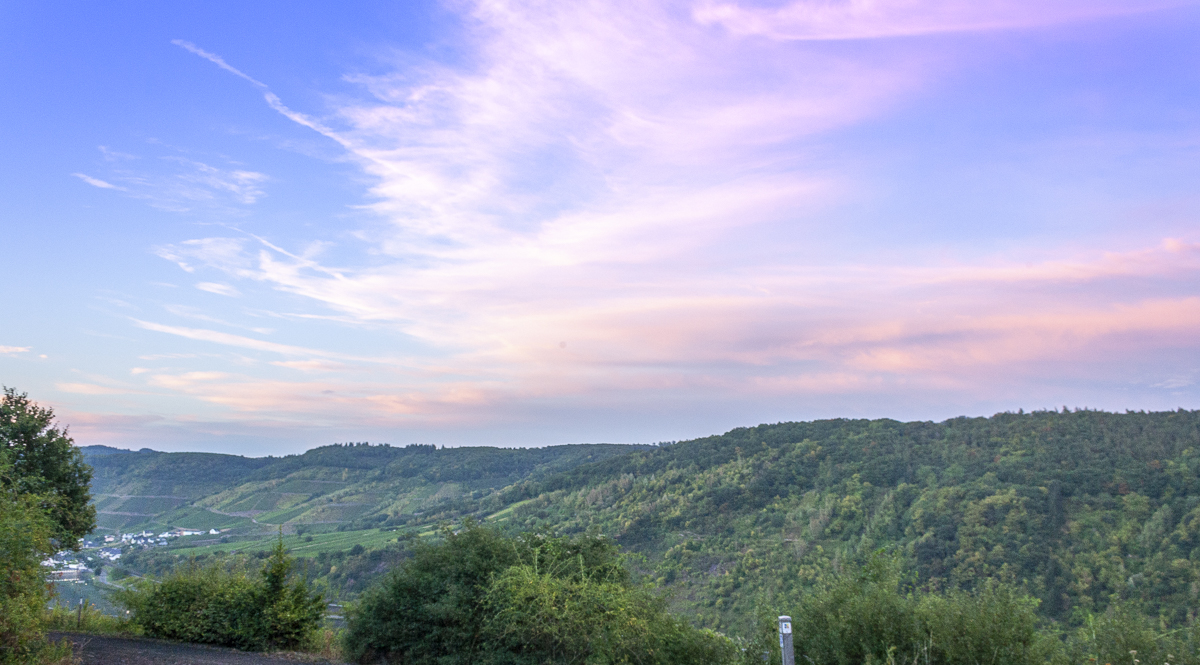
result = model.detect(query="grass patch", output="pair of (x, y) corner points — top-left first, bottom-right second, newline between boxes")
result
(486, 498), (534, 522)
(155, 505), (255, 531)
(167, 526), (410, 558)
(46, 600), (141, 636)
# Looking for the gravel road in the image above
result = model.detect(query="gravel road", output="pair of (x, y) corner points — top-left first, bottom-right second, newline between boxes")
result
(49, 632), (339, 665)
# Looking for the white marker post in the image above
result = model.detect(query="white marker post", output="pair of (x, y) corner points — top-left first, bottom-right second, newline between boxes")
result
(779, 615), (794, 665)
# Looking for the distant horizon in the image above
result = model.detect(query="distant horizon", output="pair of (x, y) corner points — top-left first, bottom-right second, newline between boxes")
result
(5, 1), (1200, 456)
(70, 404), (1197, 456)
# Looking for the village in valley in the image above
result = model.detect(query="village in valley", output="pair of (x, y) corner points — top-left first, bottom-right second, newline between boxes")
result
(44, 527), (224, 582)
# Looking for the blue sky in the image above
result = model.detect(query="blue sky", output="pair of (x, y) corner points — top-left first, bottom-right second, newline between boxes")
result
(2, 0), (1200, 455)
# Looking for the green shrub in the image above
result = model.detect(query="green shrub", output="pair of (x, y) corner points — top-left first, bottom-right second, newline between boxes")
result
(1067, 604), (1200, 665)
(788, 554), (1064, 665)
(0, 471), (58, 664)
(343, 522), (519, 664)
(344, 521), (735, 664)
(484, 563), (737, 665)
(118, 536), (323, 651)
(790, 555), (924, 665)
(919, 581), (1061, 665)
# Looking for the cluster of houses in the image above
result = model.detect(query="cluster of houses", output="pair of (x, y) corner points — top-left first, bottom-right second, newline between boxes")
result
(97, 547), (123, 561)
(44, 559), (90, 581)
(102, 527), (222, 549)
(42, 526), (227, 581)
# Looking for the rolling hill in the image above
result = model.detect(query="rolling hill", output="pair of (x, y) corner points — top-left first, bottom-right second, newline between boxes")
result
(99, 409), (1200, 637)
(84, 442), (648, 536)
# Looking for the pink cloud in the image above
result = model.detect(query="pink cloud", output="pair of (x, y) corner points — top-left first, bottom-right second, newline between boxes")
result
(692, 0), (1194, 41)
(134, 1), (1200, 440)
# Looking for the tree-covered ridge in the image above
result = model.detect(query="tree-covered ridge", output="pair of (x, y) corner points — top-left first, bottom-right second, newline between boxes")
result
(87, 448), (273, 498)
(84, 442), (649, 534)
(495, 410), (1200, 632)
(104, 409), (1200, 638)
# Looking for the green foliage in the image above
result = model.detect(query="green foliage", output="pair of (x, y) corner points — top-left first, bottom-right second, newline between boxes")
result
(259, 536), (327, 649)
(0, 390), (93, 665)
(0, 481), (57, 664)
(790, 555), (924, 665)
(1, 387), (94, 545)
(919, 582), (1056, 665)
(343, 522), (520, 663)
(343, 522), (735, 664)
(786, 555), (1060, 665)
(493, 409), (1200, 632)
(485, 565), (737, 665)
(108, 409), (1200, 642)
(118, 536), (323, 651)
(1065, 604), (1200, 665)
(45, 600), (140, 636)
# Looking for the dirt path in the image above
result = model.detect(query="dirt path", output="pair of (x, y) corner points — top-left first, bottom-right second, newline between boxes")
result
(50, 632), (338, 665)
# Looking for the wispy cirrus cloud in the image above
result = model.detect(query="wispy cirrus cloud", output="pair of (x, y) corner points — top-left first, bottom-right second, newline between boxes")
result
(135, 0), (1200, 436)
(171, 40), (268, 88)
(72, 173), (123, 190)
(195, 282), (241, 297)
(56, 382), (143, 396)
(131, 319), (355, 360)
(74, 146), (268, 212)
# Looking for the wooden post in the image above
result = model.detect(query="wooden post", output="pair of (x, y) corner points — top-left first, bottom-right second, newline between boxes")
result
(779, 615), (795, 665)
(77, 599), (84, 630)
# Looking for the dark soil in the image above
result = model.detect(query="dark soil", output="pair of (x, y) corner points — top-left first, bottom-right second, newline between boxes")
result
(49, 632), (338, 665)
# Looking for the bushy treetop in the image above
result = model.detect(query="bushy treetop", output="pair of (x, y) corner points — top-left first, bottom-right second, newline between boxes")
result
(0, 387), (94, 544)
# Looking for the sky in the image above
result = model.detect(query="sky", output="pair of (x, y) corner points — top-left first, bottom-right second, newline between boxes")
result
(3, 0), (1200, 455)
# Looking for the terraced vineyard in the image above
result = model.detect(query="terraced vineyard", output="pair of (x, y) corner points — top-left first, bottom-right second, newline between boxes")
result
(84, 442), (647, 537)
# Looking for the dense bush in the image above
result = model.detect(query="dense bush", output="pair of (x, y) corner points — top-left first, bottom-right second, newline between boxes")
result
(784, 554), (1060, 665)
(1067, 603), (1200, 665)
(344, 521), (736, 664)
(484, 563), (737, 665)
(0, 488), (57, 665)
(119, 537), (323, 651)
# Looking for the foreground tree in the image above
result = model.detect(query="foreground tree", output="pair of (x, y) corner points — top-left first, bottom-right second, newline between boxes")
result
(0, 387), (94, 545)
(344, 522), (737, 665)
(0, 459), (59, 665)
(0, 389), (94, 663)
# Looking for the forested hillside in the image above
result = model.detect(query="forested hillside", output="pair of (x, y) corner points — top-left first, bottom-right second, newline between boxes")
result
(103, 409), (1200, 638)
(85, 442), (647, 534)
(490, 409), (1200, 632)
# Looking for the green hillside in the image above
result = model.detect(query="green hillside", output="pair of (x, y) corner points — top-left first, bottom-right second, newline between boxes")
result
(102, 409), (1200, 639)
(496, 409), (1200, 633)
(83, 442), (646, 535)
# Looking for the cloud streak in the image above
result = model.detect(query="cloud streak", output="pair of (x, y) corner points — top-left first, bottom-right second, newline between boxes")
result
(72, 173), (123, 190)
(171, 40), (268, 88)
(195, 282), (241, 297)
(73, 147), (269, 212)
(131, 319), (364, 360)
